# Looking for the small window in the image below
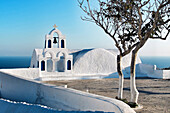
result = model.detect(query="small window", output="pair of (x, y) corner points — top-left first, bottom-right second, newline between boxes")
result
(41, 61), (45, 71)
(67, 60), (71, 70)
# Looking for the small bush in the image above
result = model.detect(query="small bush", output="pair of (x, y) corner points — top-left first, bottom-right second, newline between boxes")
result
(115, 96), (138, 108)
(128, 102), (138, 108)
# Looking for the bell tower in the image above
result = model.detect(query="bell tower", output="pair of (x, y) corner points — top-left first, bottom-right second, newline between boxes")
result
(44, 24), (66, 49)
(31, 25), (73, 77)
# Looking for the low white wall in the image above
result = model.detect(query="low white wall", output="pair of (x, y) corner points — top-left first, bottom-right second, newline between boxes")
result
(148, 70), (163, 79)
(138, 64), (170, 79)
(138, 63), (154, 75)
(0, 68), (39, 80)
(0, 71), (38, 103)
(0, 70), (135, 113)
(163, 70), (170, 79)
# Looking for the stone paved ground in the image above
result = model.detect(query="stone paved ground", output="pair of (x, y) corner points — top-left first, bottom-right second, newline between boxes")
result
(44, 78), (170, 113)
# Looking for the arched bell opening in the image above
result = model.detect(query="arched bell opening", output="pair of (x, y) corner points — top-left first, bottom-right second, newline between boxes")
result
(53, 32), (59, 48)
(67, 60), (71, 70)
(61, 40), (65, 48)
(41, 61), (45, 71)
(48, 40), (52, 48)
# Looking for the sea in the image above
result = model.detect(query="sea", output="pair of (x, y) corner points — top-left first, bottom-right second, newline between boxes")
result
(0, 56), (170, 69)
(0, 56), (31, 69)
(140, 56), (170, 68)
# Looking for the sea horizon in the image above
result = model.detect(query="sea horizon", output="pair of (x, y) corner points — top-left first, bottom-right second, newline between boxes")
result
(0, 56), (170, 69)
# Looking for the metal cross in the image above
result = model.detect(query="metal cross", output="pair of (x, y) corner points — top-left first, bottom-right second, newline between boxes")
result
(53, 24), (58, 29)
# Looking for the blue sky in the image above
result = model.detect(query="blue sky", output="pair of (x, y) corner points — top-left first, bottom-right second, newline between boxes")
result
(0, 0), (169, 56)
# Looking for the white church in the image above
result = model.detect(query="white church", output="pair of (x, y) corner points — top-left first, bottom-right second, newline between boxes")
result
(28, 25), (170, 80)
(30, 25), (73, 75)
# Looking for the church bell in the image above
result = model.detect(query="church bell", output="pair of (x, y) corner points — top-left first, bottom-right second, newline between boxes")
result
(53, 37), (58, 44)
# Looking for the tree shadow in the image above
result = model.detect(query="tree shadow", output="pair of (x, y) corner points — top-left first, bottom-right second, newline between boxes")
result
(137, 86), (170, 89)
(123, 87), (170, 95)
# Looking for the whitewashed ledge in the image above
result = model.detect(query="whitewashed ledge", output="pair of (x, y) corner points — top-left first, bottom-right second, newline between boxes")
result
(0, 70), (135, 113)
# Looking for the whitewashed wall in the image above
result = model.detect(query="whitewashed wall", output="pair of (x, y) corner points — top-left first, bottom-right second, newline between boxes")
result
(138, 63), (154, 75)
(0, 68), (39, 80)
(0, 70), (135, 113)
(162, 70), (170, 79)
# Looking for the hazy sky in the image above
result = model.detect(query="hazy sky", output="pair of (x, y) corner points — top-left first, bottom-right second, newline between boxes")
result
(0, 0), (169, 56)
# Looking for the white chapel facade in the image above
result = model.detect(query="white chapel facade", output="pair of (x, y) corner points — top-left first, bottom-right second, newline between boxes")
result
(30, 25), (73, 75)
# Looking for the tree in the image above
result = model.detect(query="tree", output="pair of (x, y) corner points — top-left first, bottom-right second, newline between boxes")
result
(121, 0), (169, 104)
(78, 0), (139, 99)
(78, 0), (170, 105)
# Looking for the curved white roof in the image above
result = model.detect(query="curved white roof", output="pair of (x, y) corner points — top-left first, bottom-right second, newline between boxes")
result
(73, 48), (117, 75)
(72, 48), (141, 75)
(30, 49), (43, 67)
(34, 49), (43, 56)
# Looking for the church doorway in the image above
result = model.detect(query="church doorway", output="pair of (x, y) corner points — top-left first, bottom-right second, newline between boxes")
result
(57, 53), (65, 72)
(47, 59), (53, 72)
(45, 52), (53, 72)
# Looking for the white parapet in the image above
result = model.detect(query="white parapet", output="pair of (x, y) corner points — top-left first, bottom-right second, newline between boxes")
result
(0, 70), (135, 113)
(138, 63), (154, 75)
(162, 70), (170, 79)
(0, 68), (39, 80)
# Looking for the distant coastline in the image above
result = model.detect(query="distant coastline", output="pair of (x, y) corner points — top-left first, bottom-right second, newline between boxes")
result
(0, 56), (170, 69)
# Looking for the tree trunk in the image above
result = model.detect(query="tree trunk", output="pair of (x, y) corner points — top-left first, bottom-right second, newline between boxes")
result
(117, 55), (124, 99)
(130, 50), (139, 103)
